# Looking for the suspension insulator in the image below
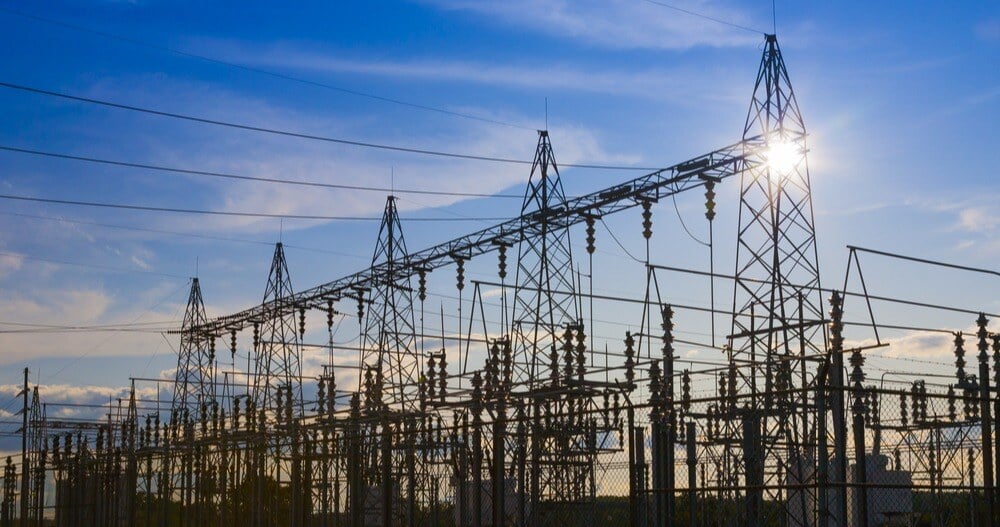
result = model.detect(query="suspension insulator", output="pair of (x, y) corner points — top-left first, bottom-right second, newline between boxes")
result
(326, 299), (334, 330)
(497, 244), (507, 280)
(641, 200), (652, 239)
(704, 180), (716, 221)
(209, 336), (216, 363)
(253, 323), (260, 351)
(230, 329), (237, 357)
(455, 257), (465, 291)
(585, 216), (596, 254)
(418, 269), (427, 302)
(299, 306), (306, 339)
(356, 291), (365, 321)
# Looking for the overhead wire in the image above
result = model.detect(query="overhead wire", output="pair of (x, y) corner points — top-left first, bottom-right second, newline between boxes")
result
(0, 211), (369, 259)
(45, 279), (192, 383)
(0, 193), (510, 222)
(0, 81), (659, 171)
(0, 145), (523, 199)
(640, 0), (766, 35)
(0, 250), (187, 279)
(0, 6), (537, 131)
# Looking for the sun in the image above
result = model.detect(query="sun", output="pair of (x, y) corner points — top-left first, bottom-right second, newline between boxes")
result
(766, 140), (801, 175)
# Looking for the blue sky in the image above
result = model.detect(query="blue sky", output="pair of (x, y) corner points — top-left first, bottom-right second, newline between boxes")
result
(0, 1), (997, 427)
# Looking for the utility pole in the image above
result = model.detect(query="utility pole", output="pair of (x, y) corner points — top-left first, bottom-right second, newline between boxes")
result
(18, 368), (27, 527)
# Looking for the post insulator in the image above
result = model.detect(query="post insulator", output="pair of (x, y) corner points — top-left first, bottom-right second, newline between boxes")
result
(252, 323), (260, 351)
(954, 332), (967, 383)
(624, 331), (635, 387)
(356, 291), (365, 321)
(704, 180), (717, 221)
(641, 200), (652, 239)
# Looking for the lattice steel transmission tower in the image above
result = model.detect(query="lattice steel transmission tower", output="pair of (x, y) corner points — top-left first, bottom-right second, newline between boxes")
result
(252, 242), (303, 414)
(510, 130), (580, 386)
(172, 278), (213, 417)
(727, 34), (829, 526)
(361, 195), (419, 409)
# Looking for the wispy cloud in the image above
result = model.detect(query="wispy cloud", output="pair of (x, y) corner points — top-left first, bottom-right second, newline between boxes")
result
(195, 40), (742, 104)
(422, 0), (763, 50)
(71, 75), (642, 236)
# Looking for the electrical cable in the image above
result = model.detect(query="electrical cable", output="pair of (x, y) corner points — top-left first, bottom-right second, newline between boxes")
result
(0, 211), (369, 259)
(0, 193), (509, 222)
(0, 250), (187, 279)
(0, 6), (537, 131)
(0, 145), (523, 199)
(599, 218), (644, 264)
(0, 81), (659, 171)
(640, 0), (765, 35)
(670, 192), (709, 246)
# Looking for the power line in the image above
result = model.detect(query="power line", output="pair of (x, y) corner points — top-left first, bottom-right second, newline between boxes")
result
(0, 250), (187, 279)
(0, 81), (659, 171)
(0, 145), (523, 199)
(0, 320), (177, 330)
(0, 211), (369, 259)
(640, 0), (765, 35)
(0, 6), (537, 131)
(848, 245), (1000, 278)
(0, 193), (510, 222)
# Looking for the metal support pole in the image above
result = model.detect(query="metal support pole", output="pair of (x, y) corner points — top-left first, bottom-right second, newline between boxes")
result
(977, 313), (996, 524)
(627, 405), (637, 527)
(381, 419), (392, 527)
(686, 422), (697, 527)
(741, 412), (762, 527)
(492, 399), (507, 527)
(816, 364), (830, 527)
(19, 368), (28, 527)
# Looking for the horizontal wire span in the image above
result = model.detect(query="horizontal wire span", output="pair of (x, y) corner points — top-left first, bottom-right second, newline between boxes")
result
(0, 193), (509, 222)
(0, 80), (660, 171)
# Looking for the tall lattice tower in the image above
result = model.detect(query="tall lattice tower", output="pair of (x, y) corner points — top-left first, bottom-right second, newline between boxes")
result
(727, 34), (828, 527)
(252, 243), (303, 414)
(172, 278), (212, 417)
(361, 195), (419, 409)
(510, 130), (579, 385)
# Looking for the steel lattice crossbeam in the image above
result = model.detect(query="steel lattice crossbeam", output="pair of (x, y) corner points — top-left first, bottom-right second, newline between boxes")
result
(189, 138), (759, 336)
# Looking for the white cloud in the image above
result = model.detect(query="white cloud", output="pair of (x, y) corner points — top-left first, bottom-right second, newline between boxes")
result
(228, 48), (726, 102)
(958, 206), (1000, 234)
(111, 80), (638, 237)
